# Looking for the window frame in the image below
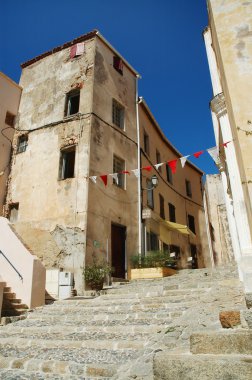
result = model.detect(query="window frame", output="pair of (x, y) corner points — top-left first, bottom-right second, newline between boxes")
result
(113, 155), (125, 189)
(188, 214), (196, 234)
(17, 135), (28, 154)
(113, 56), (123, 75)
(5, 112), (16, 127)
(59, 146), (76, 180)
(156, 150), (162, 172)
(147, 178), (154, 209)
(166, 164), (173, 184)
(64, 89), (80, 117)
(143, 131), (150, 156)
(185, 179), (192, 198)
(159, 194), (165, 219)
(168, 203), (176, 223)
(112, 99), (125, 130)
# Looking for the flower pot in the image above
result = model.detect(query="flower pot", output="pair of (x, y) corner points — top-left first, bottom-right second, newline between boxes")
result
(130, 267), (177, 280)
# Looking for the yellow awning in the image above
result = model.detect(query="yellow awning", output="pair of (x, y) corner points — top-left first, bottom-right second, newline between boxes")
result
(164, 221), (196, 237)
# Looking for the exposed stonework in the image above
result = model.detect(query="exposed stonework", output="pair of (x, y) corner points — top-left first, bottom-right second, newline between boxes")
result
(219, 311), (241, 328)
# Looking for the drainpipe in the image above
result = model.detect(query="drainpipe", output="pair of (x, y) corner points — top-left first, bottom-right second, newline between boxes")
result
(136, 79), (142, 256)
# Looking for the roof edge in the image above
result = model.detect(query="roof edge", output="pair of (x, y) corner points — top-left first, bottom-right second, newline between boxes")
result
(139, 97), (204, 175)
(0, 72), (22, 90)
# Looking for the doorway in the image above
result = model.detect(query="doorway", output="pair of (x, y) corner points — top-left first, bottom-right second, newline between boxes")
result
(111, 223), (126, 278)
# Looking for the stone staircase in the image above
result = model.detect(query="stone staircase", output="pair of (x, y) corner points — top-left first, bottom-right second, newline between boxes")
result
(0, 263), (251, 379)
(1, 284), (29, 318)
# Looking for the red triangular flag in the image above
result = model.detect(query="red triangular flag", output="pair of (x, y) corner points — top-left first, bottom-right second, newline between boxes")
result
(167, 159), (178, 174)
(193, 151), (204, 158)
(142, 166), (152, 172)
(222, 141), (231, 148)
(100, 175), (108, 186)
(122, 170), (130, 175)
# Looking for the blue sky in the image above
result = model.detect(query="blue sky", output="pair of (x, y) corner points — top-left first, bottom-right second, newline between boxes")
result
(0, 0), (217, 176)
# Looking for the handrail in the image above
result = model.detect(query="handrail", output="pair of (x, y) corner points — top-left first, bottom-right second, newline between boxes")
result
(0, 249), (23, 281)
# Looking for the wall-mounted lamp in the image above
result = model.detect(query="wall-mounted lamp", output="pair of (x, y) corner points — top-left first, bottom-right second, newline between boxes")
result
(142, 174), (159, 191)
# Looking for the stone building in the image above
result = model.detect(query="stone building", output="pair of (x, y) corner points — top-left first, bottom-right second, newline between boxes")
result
(203, 0), (252, 291)
(0, 72), (22, 215)
(5, 30), (209, 293)
(204, 174), (234, 265)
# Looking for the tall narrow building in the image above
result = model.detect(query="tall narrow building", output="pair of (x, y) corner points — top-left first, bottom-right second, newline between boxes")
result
(203, 0), (252, 291)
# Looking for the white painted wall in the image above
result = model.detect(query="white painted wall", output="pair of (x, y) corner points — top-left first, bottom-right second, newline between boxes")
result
(0, 217), (45, 308)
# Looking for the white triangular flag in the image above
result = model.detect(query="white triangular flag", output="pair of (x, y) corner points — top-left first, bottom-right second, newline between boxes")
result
(132, 169), (140, 178)
(180, 155), (190, 168)
(207, 147), (220, 165)
(154, 163), (164, 170)
(90, 176), (97, 183)
(110, 173), (119, 185)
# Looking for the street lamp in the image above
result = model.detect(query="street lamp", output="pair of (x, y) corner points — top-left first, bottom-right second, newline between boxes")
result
(142, 174), (159, 191)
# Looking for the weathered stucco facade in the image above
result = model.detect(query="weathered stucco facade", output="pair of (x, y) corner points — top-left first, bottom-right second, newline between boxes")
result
(5, 30), (210, 293)
(0, 72), (22, 216)
(204, 0), (252, 291)
(139, 100), (211, 270)
(204, 174), (234, 265)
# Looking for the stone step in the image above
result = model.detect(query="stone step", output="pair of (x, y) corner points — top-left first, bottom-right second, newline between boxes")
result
(1, 323), (166, 337)
(0, 336), (146, 351)
(2, 298), (23, 305)
(3, 292), (17, 300)
(190, 330), (252, 355)
(0, 339), (144, 365)
(1, 309), (28, 317)
(0, 354), (117, 378)
(3, 286), (11, 292)
(153, 353), (252, 380)
(2, 300), (28, 309)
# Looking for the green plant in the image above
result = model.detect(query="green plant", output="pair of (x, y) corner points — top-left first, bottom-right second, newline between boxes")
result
(83, 257), (112, 290)
(130, 251), (176, 269)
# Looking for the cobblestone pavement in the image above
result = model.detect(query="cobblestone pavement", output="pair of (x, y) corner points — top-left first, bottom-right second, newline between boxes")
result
(0, 263), (249, 379)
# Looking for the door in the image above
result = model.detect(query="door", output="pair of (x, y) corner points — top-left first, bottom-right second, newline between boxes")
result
(190, 244), (198, 269)
(111, 224), (126, 278)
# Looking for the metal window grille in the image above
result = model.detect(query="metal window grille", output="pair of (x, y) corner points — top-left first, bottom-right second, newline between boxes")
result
(113, 155), (125, 188)
(17, 135), (28, 153)
(112, 100), (124, 129)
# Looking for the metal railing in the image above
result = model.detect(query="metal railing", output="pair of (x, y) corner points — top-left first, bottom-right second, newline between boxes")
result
(0, 249), (23, 281)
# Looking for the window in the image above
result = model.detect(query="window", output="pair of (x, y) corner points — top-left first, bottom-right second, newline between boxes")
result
(17, 135), (28, 153)
(186, 180), (192, 197)
(159, 194), (165, 219)
(166, 164), (173, 184)
(188, 214), (196, 234)
(147, 231), (159, 251)
(113, 56), (123, 75)
(112, 99), (124, 129)
(156, 150), (162, 172)
(65, 90), (80, 116)
(9, 203), (19, 223)
(5, 112), (15, 127)
(168, 203), (176, 222)
(59, 146), (76, 179)
(190, 244), (198, 269)
(144, 131), (150, 155)
(169, 244), (180, 260)
(113, 155), (125, 188)
(147, 179), (154, 209)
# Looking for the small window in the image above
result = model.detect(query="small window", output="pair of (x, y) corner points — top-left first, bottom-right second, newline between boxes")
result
(9, 203), (19, 223)
(59, 146), (76, 179)
(168, 203), (176, 223)
(113, 155), (125, 188)
(144, 131), (150, 156)
(5, 112), (15, 127)
(65, 90), (80, 116)
(186, 180), (192, 197)
(166, 164), (173, 184)
(113, 56), (123, 75)
(159, 194), (165, 219)
(112, 99), (124, 129)
(147, 179), (154, 209)
(188, 214), (196, 234)
(17, 135), (28, 153)
(147, 231), (159, 251)
(156, 150), (162, 172)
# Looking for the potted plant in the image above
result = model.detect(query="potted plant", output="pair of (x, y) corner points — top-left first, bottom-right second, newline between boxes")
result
(130, 251), (177, 280)
(83, 257), (112, 291)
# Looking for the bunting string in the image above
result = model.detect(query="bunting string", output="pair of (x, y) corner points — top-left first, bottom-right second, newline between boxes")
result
(89, 141), (231, 186)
